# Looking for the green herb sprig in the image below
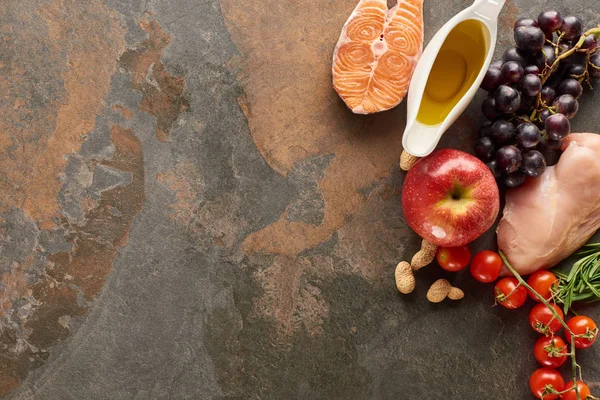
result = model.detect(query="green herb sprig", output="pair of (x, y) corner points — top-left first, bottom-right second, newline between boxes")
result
(554, 242), (600, 313)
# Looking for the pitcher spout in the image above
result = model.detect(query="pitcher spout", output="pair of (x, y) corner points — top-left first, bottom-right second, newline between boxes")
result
(402, 122), (446, 157)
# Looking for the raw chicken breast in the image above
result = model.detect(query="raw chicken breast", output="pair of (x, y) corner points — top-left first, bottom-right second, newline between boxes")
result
(497, 133), (600, 275)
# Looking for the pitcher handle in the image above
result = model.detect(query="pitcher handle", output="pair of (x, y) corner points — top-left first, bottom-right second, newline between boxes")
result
(471, 0), (505, 21)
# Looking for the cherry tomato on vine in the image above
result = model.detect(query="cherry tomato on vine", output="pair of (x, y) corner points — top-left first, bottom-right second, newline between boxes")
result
(495, 277), (527, 309)
(564, 316), (598, 349)
(436, 246), (471, 272)
(533, 336), (567, 368)
(529, 368), (564, 400)
(529, 303), (564, 335)
(562, 380), (592, 400)
(526, 270), (559, 301)
(470, 250), (503, 283)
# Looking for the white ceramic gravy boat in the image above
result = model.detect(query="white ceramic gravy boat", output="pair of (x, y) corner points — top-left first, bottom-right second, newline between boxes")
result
(402, 0), (506, 157)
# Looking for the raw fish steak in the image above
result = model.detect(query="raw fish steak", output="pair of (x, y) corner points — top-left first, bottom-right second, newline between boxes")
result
(332, 0), (424, 114)
(498, 133), (600, 275)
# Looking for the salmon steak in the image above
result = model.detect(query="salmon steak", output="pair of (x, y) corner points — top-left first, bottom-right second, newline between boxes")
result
(332, 0), (424, 114)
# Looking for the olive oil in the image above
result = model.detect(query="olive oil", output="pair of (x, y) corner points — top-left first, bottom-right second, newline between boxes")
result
(417, 19), (488, 126)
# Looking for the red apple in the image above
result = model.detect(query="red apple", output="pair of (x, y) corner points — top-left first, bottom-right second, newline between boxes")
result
(401, 149), (500, 247)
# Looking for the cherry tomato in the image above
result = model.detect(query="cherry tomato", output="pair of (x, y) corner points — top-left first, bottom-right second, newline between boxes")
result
(470, 250), (503, 283)
(533, 336), (567, 368)
(529, 303), (564, 335)
(436, 246), (471, 272)
(562, 380), (592, 400)
(495, 277), (527, 309)
(529, 368), (564, 400)
(564, 316), (598, 349)
(527, 271), (559, 301)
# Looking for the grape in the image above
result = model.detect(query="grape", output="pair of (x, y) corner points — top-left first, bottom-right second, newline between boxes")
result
(491, 120), (515, 144)
(494, 85), (521, 114)
(540, 109), (552, 123)
(536, 136), (562, 165)
(522, 74), (542, 96)
(545, 113), (571, 140)
(481, 67), (505, 91)
(474, 137), (496, 161)
(538, 134), (563, 153)
(534, 118), (545, 131)
(482, 96), (500, 120)
(529, 52), (546, 69)
(497, 145), (522, 173)
(541, 86), (555, 105)
(548, 138), (564, 150)
(561, 16), (583, 41)
(536, 134), (549, 151)
(516, 122), (541, 149)
(558, 42), (573, 55)
(479, 121), (493, 138)
(590, 53), (600, 79)
(566, 63), (586, 78)
(569, 52), (589, 66)
(542, 45), (557, 66)
(504, 171), (526, 188)
(515, 18), (539, 30)
(581, 35), (598, 50)
(491, 60), (503, 69)
(486, 160), (502, 179)
(518, 95), (535, 114)
(556, 78), (583, 99)
(503, 47), (528, 66)
(521, 150), (546, 177)
(538, 9), (563, 33)
(524, 65), (540, 75)
(553, 94), (579, 119)
(501, 61), (524, 83)
(515, 26), (546, 53)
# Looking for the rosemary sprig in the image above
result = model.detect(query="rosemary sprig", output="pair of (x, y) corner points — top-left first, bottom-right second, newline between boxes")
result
(554, 242), (600, 313)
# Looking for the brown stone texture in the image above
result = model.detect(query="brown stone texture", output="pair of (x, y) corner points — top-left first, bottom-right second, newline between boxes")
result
(1, 0), (600, 398)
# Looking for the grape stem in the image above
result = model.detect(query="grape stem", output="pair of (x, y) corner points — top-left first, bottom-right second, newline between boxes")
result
(541, 26), (600, 85)
(499, 251), (583, 400)
(533, 25), (600, 120)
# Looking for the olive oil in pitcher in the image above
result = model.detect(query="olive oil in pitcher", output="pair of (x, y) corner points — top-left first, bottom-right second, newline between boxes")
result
(416, 19), (488, 126)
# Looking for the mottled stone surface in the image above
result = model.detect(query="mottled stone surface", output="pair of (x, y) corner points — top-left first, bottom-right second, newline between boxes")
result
(1, 0), (600, 398)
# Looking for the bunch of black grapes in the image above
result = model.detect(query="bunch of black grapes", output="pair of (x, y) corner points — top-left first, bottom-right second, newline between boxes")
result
(475, 9), (600, 188)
